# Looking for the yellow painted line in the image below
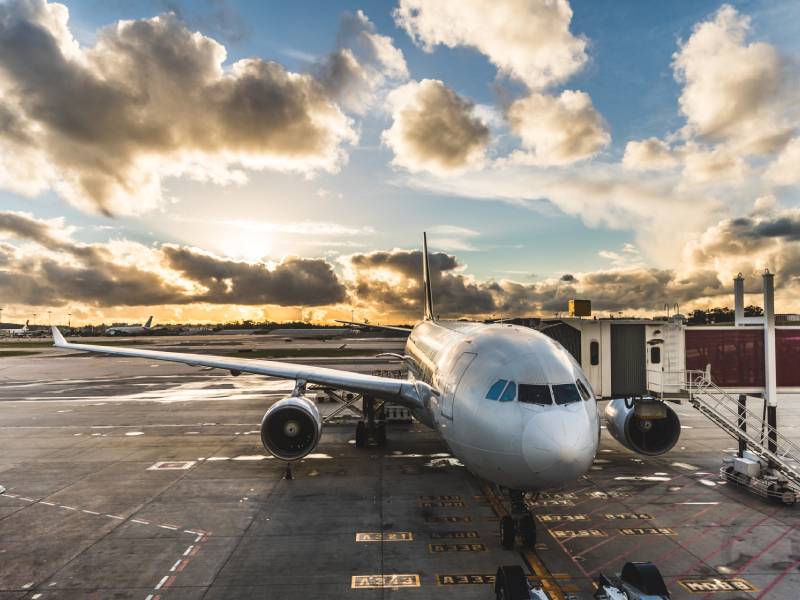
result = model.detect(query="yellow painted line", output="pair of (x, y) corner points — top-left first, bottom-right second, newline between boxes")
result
(351, 574), (420, 589)
(480, 483), (566, 600)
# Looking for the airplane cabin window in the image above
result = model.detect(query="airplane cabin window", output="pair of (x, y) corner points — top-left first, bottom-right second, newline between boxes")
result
(590, 341), (599, 365)
(552, 383), (582, 405)
(576, 379), (591, 401)
(518, 384), (552, 405)
(499, 381), (517, 402)
(486, 379), (508, 400)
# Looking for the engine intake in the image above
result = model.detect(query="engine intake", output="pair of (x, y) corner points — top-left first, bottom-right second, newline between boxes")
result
(260, 395), (321, 460)
(605, 399), (680, 456)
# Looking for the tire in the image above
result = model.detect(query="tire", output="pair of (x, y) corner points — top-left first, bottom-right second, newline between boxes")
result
(520, 514), (536, 548)
(355, 421), (367, 448)
(495, 565), (529, 600)
(376, 423), (387, 447)
(500, 515), (516, 550)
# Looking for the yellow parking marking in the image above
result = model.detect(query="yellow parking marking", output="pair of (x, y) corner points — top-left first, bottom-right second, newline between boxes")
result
(419, 500), (467, 508)
(604, 513), (653, 520)
(428, 543), (486, 553)
(436, 574), (494, 585)
(550, 529), (607, 539)
(420, 495), (462, 501)
(537, 514), (589, 523)
(351, 574), (420, 589)
(355, 532), (413, 542)
(425, 515), (471, 523)
(430, 530), (479, 539)
(619, 527), (676, 536)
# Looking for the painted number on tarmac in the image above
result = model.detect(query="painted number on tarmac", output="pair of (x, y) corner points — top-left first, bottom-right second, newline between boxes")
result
(425, 516), (472, 523)
(678, 578), (757, 593)
(428, 543), (486, 553)
(420, 495), (462, 501)
(619, 527), (676, 536)
(531, 499), (576, 507)
(419, 501), (466, 508)
(604, 513), (653, 520)
(537, 514), (589, 523)
(436, 574), (495, 585)
(351, 574), (420, 589)
(430, 531), (479, 539)
(355, 532), (413, 542)
(550, 529), (607, 539)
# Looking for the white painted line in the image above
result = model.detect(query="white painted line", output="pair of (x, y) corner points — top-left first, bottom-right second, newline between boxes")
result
(170, 559), (182, 572)
(183, 545), (194, 556)
(154, 575), (169, 590)
(105, 514), (124, 519)
(82, 509), (100, 515)
(680, 502), (719, 505)
(19, 497), (34, 501)
(195, 533), (203, 542)
(145, 595), (155, 600)
(183, 529), (195, 534)
(159, 524), (178, 530)
(40, 501), (55, 506)
(61, 505), (77, 510)
(131, 519), (150, 525)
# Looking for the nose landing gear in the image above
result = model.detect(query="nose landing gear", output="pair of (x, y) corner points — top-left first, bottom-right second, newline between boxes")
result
(499, 490), (537, 550)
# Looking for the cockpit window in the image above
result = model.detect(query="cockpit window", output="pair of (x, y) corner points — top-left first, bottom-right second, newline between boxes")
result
(553, 383), (582, 405)
(576, 379), (591, 401)
(499, 381), (516, 402)
(486, 379), (508, 400)
(518, 384), (552, 405)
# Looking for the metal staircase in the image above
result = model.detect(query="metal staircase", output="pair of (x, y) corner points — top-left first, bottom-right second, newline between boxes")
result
(684, 369), (800, 493)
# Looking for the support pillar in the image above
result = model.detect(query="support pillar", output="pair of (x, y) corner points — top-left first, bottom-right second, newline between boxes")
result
(763, 270), (778, 465)
(738, 394), (747, 458)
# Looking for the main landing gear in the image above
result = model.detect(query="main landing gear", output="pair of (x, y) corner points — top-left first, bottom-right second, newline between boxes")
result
(499, 490), (537, 550)
(354, 395), (387, 448)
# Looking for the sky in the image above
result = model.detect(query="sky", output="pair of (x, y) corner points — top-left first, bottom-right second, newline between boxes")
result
(0, 0), (799, 325)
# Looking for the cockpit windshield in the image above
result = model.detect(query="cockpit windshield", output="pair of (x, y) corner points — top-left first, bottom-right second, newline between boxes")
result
(519, 384), (552, 405)
(575, 379), (592, 401)
(499, 381), (516, 402)
(552, 383), (582, 405)
(485, 379), (508, 400)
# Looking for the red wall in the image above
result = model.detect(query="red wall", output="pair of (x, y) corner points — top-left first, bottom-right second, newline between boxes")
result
(685, 328), (800, 388)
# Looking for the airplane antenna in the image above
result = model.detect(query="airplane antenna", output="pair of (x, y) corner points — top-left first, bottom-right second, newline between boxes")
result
(422, 232), (435, 321)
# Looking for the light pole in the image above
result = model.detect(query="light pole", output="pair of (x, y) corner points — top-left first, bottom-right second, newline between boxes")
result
(68, 313), (72, 328)
(0, 307), (3, 326)
(48, 311), (52, 325)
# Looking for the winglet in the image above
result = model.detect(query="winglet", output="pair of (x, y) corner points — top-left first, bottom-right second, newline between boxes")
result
(422, 232), (435, 321)
(51, 326), (67, 347)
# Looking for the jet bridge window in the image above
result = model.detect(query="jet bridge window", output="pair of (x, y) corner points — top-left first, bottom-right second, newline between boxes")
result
(499, 381), (517, 402)
(650, 346), (661, 364)
(519, 384), (552, 405)
(552, 383), (582, 405)
(485, 379), (508, 400)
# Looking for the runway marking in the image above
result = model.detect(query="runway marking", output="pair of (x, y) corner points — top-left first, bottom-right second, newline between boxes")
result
(425, 515), (471, 523)
(60, 505), (77, 510)
(40, 501), (55, 506)
(420, 495), (462, 501)
(419, 500), (466, 508)
(106, 514), (124, 519)
(19, 496), (34, 502)
(182, 545), (194, 556)
(679, 577), (757, 593)
(356, 532), (413, 542)
(619, 527), (676, 536)
(132, 519), (150, 525)
(154, 575), (169, 590)
(158, 524), (178, 530)
(428, 543), (486, 552)
(537, 514), (589, 523)
(147, 460), (196, 470)
(430, 531), (479, 539)
(82, 509), (100, 515)
(351, 574), (420, 589)
(603, 513), (652, 520)
(550, 529), (606, 539)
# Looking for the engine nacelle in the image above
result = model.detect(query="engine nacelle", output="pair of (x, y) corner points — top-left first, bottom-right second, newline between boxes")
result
(605, 399), (680, 456)
(260, 395), (322, 460)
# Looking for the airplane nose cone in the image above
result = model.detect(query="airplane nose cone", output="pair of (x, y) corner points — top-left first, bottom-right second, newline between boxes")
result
(523, 411), (593, 484)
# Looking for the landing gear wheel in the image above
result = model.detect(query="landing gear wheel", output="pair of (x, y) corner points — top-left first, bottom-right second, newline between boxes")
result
(495, 565), (529, 600)
(500, 515), (516, 550)
(520, 514), (536, 548)
(376, 423), (387, 447)
(355, 421), (367, 448)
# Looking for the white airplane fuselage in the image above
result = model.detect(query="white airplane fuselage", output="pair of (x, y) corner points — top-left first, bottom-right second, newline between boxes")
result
(404, 320), (600, 491)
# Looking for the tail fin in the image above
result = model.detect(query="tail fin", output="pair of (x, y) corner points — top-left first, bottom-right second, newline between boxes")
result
(422, 232), (435, 321)
(144, 316), (153, 328)
(24, 320), (29, 329)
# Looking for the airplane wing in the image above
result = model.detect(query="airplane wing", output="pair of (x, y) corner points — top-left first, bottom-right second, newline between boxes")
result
(50, 327), (427, 410)
(334, 320), (412, 333)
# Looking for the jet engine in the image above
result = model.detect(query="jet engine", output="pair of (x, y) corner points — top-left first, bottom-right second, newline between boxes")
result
(260, 395), (322, 460)
(605, 399), (680, 456)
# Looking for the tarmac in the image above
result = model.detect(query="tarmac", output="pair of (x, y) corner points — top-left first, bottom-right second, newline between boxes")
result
(1, 334), (800, 599)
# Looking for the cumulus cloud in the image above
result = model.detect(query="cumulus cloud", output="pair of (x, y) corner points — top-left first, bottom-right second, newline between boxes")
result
(765, 137), (800, 185)
(682, 143), (749, 184)
(672, 4), (797, 154)
(394, 0), (587, 90)
(506, 90), (609, 165)
(0, 0), (358, 215)
(383, 79), (490, 174)
(622, 138), (677, 170)
(316, 10), (408, 113)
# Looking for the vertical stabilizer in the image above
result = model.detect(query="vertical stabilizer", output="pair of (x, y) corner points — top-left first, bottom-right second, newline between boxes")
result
(422, 233), (435, 321)
(144, 316), (153, 328)
(23, 320), (28, 330)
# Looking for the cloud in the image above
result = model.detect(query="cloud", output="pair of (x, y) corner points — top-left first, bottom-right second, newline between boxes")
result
(394, 0), (587, 90)
(505, 90), (609, 165)
(672, 4), (797, 154)
(766, 137), (800, 185)
(622, 138), (677, 170)
(316, 10), (408, 113)
(382, 79), (490, 174)
(682, 143), (749, 184)
(0, 0), (357, 215)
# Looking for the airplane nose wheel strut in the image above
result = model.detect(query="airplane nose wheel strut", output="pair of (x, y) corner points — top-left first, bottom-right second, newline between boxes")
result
(499, 490), (537, 550)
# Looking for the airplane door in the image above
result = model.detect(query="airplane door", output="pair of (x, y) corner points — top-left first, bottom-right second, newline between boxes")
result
(441, 352), (476, 419)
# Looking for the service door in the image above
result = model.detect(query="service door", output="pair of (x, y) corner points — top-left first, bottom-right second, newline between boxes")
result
(441, 352), (476, 419)
(611, 324), (646, 397)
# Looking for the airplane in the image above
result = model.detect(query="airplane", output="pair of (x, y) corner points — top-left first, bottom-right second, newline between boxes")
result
(1, 319), (35, 337)
(50, 234), (681, 549)
(105, 316), (155, 336)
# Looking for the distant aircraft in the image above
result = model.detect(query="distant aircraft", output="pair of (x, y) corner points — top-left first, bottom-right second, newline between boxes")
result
(105, 316), (155, 336)
(261, 327), (359, 341)
(1, 319), (33, 337)
(51, 234), (681, 549)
